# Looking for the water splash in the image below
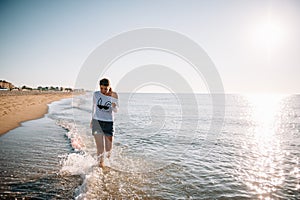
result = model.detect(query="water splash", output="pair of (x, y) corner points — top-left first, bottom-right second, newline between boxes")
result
(59, 153), (97, 176)
(56, 119), (85, 151)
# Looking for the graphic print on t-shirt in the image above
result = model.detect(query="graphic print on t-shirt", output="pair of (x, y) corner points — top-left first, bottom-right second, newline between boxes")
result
(97, 97), (111, 111)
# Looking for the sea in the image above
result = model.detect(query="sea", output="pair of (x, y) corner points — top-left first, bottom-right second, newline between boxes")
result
(0, 92), (299, 199)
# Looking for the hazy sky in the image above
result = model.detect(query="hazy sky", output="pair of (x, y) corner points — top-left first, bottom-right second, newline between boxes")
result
(0, 0), (299, 93)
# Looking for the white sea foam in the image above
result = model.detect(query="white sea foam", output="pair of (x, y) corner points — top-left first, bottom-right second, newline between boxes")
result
(57, 119), (85, 151)
(60, 153), (97, 176)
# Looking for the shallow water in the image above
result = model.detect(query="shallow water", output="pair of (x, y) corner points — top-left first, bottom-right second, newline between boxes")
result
(0, 93), (299, 199)
(0, 106), (82, 199)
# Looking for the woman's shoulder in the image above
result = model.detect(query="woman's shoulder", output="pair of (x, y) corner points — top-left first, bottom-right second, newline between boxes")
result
(111, 91), (118, 99)
(93, 91), (102, 98)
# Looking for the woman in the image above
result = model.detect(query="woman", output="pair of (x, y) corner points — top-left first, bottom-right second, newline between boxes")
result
(90, 78), (118, 167)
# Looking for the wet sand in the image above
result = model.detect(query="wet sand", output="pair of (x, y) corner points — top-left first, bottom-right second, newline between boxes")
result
(0, 91), (82, 135)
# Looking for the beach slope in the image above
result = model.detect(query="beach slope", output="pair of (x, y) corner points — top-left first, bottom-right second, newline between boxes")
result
(0, 91), (79, 135)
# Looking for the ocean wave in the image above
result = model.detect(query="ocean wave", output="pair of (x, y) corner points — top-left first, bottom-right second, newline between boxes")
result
(56, 119), (85, 152)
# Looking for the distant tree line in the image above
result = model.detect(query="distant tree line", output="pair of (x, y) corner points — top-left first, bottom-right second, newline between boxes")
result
(36, 86), (73, 92)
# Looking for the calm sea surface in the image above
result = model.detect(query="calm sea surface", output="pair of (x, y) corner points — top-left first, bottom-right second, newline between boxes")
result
(0, 93), (299, 199)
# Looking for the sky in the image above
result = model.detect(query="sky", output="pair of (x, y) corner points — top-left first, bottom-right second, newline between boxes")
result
(0, 0), (299, 94)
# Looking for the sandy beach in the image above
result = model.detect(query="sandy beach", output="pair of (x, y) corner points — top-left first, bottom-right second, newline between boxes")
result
(0, 91), (81, 135)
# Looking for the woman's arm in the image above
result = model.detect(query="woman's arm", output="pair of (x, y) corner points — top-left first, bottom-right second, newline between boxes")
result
(111, 92), (119, 112)
(90, 92), (95, 128)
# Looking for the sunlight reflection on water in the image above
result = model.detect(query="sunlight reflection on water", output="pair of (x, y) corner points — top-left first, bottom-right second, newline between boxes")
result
(236, 94), (299, 199)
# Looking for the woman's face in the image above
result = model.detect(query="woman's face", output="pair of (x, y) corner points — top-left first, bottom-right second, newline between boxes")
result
(100, 85), (109, 95)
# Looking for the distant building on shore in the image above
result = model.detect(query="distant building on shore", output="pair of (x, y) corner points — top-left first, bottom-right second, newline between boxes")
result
(0, 80), (14, 90)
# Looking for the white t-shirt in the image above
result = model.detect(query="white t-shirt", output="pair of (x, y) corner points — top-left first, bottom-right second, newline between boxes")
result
(92, 91), (118, 122)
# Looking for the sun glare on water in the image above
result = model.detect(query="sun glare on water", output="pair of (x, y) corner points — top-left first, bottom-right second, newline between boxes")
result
(242, 94), (288, 198)
(245, 94), (288, 143)
(247, 94), (284, 131)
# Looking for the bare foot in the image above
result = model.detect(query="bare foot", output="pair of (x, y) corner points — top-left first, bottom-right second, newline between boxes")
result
(99, 161), (105, 168)
(107, 152), (111, 159)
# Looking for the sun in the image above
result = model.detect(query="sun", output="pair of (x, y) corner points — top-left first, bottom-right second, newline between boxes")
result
(252, 17), (288, 52)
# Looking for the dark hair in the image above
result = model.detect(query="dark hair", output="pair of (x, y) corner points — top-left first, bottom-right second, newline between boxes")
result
(99, 78), (110, 86)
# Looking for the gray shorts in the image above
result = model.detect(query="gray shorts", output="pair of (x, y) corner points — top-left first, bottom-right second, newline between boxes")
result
(92, 119), (114, 136)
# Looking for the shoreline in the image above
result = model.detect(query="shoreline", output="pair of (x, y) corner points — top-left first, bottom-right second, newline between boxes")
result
(0, 91), (84, 135)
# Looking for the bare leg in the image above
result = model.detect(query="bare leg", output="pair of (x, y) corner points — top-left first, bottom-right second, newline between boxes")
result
(94, 134), (105, 167)
(104, 135), (113, 158)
